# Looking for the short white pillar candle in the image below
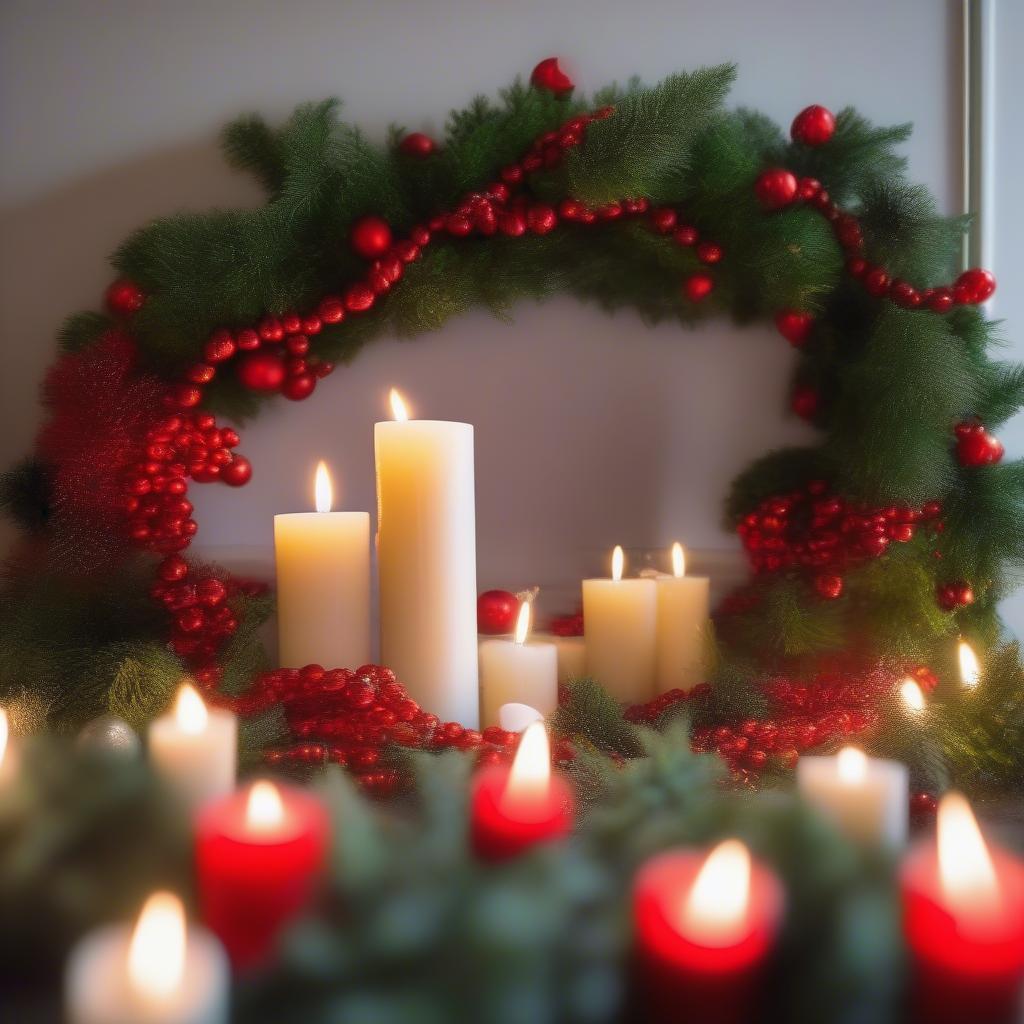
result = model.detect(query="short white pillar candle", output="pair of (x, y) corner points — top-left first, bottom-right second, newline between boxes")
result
(148, 684), (237, 808)
(534, 632), (587, 686)
(654, 543), (710, 693)
(797, 746), (909, 848)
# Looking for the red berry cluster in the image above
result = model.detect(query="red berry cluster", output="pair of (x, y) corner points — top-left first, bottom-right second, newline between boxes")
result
(737, 479), (942, 587)
(123, 411), (249, 553)
(549, 610), (585, 637)
(954, 420), (1004, 467)
(936, 580), (974, 611)
(624, 684), (709, 725)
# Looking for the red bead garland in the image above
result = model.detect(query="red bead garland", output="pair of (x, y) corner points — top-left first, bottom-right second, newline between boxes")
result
(955, 421), (1004, 467)
(104, 278), (146, 316)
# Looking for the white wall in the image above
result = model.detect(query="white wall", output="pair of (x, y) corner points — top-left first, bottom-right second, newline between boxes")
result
(0, 0), (980, 613)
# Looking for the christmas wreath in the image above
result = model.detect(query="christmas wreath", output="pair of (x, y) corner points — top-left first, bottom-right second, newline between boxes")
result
(1, 58), (1023, 804)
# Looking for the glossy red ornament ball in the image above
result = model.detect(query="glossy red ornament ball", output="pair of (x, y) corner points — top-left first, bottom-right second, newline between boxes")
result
(478, 590), (520, 634)
(791, 385), (820, 420)
(530, 57), (574, 96)
(953, 267), (997, 305)
(237, 351), (286, 392)
(350, 216), (393, 260)
(791, 105), (836, 146)
(754, 168), (798, 210)
(955, 422), (1004, 467)
(399, 132), (437, 158)
(682, 273), (714, 302)
(105, 278), (145, 316)
(814, 574), (843, 600)
(774, 310), (815, 347)
(221, 455), (252, 487)
(281, 373), (316, 401)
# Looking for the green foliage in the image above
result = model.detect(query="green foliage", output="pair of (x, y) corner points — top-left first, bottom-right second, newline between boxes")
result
(0, 457), (51, 532)
(57, 310), (114, 353)
(551, 677), (645, 759)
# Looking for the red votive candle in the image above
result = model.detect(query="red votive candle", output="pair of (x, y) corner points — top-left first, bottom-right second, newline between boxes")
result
(901, 791), (1024, 1024)
(632, 839), (784, 1024)
(470, 721), (574, 861)
(196, 779), (329, 969)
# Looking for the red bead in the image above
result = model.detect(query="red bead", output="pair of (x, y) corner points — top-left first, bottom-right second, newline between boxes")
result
(318, 297), (345, 325)
(220, 455), (252, 486)
(499, 212), (527, 236)
(344, 284), (375, 313)
(774, 310), (815, 347)
(399, 132), (437, 158)
(236, 328), (261, 351)
(791, 385), (820, 420)
(258, 317), (284, 343)
(953, 267), (996, 304)
(105, 278), (145, 316)
(754, 168), (798, 209)
(650, 207), (678, 234)
(159, 555), (189, 582)
(530, 57), (574, 96)
(477, 590), (520, 634)
(863, 267), (890, 297)
(446, 214), (473, 237)
(350, 215), (393, 260)
(791, 105), (836, 146)
(890, 280), (921, 308)
(173, 385), (203, 409)
(237, 351), (285, 392)
(695, 241), (723, 264)
(527, 204), (557, 235)
(796, 177), (822, 201)
(204, 330), (236, 364)
(927, 288), (954, 313)
(955, 422), (1003, 466)
(282, 373), (316, 401)
(673, 224), (698, 246)
(682, 273), (714, 302)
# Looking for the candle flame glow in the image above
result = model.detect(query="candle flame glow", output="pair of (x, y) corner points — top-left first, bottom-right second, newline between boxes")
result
(937, 791), (1000, 918)
(899, 678), (925, 714)
(314, 461), (333, 513)
(837, 746), (867, 785)
(513, 601), (531, 645)
(680, 839), (751, 946)
(501, 720), (550, 810)
(958, 640), (981, 689)
(389, 388), (409, 422)
(174, 683), (208, 735)
(498, 702), (544, 733)
(127, 892), (186, 1001)
(672, 542), (685, 578)
(0, 709), (7, 769)
(246, 780), (285, 833)
(611, 545), (624, 582)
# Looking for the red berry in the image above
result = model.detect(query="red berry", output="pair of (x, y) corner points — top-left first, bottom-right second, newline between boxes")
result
(204, 330), (236, 364)
(282, 373), (316, 401)
(673, 224), (699, 246)
(927, 288), (954, 313)
(530, 57), (574, 96)
(814, 574), (843, 600)
(345, 284), (375, 313)
(863, 267), (890, 297)
(351, 215), (393, 260)
(105, 278), (145, 316)
(682, 273), (714, 302)
(696, 241), (723, 264)
(754, 168), (798, 210)
(953, 267), (996, 305)
(527, 204), (557, 235)
(774, 310), (815, 347)
(236, 351), (286, 392)
(399, 132), (437, 158)
(159, 555), (189, 582)
(791, 105), (836, 146)
(791, 385), (820, 420)
(650, 207), (678, 234)
(220, 454), (252, 486)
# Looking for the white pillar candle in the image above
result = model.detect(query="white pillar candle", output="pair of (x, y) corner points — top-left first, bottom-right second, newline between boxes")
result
(479, 603), (558, 727)
(0, 708), (17, 786)
(535, 632), (587, 686)
(499, 702), (545, 733)
(66, 891), (228, 1024)
(655, 543), (710, 694)
(797, 746), (909, 848)
(582, 546), (657, 703)
(274, 461), (371, 670)
(148, 684), (236, 808)
(375, 389), (479, 727)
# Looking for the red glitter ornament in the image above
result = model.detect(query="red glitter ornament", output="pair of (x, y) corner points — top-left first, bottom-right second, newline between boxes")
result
(237, 351), (286, 392)
(955, 421), (1004, 467)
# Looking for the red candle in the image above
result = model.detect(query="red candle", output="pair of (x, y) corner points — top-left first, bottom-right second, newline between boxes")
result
(632, 839), (784, 1024)
(196, 779), (329, 969)
(901, 791), (1024, 1024)
(470, 721), (574, 860)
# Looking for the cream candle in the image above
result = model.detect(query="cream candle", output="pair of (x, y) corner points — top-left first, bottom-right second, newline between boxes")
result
(375, 388), (479, 727)
(148, 684), (237, 808)
(479, 603), (558, 727)
(274, 461), (371, 670)
(535, 632), (587, 686)
(655, 543), (710, 694)
(66, 891), (229, 1024)
(797, 746), (909, 848)
(582, 546), (657, 703)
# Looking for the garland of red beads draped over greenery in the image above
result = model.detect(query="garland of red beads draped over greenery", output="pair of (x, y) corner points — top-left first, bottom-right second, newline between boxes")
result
(1, 58), (1023, 799)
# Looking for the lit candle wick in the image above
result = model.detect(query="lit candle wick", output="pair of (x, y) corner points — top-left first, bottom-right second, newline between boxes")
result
(680, 839), (751, 946)
(314, 461), (333, 513)
(958, 640), (981, 689)
(837, 746), (867, 785)
(175, 683), (208, 736)
(513, 601), (531, 646)
(127, 891), (186, 1001)
(389, 387), (409, 422)
(671, 542), (685, 579)
(611, 545), (625, 582)
(246, 780), (286, 834)
(937, 791), (1000, 920)
(500, 721), (551, 813)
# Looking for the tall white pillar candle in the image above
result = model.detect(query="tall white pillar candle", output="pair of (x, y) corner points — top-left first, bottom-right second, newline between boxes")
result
(148, 684), (236, 808)
(655, 543), (710, 693)
(274, 461), (371, 670)
(66, 892), (228, 1024)
(582, 546), (657, 703)
(479, 603), (558, 727)
(797, 746), (909, 848)
(375, 389), (479, 727)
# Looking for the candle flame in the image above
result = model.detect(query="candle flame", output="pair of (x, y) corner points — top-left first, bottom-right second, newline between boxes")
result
(513, 601), (531, 645)
(837, 746), (867, 785)
(899, 678), (925, 714)
(681, 839), (751, 946)
(174, 683), (208, 735)
(937, 791), (1000, 918)
(498, 702), (544, 733)
(501, 721), (551, 811)
(246, 780), (285, 833)
(958, 640), (981, 689)
(127, 892), (186, 1001)
(314, 461), (333, 513)
(611, 545), (624, 582)
(671, 542), (685, 578)
(0, 709), (7, 769)
(389, 388), (409, 422)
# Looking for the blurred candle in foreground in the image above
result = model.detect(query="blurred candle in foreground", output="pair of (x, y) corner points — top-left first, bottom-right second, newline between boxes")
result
(901, 792), (1024, 1024)
(66, 891), (228, 1024)
(479, 602), (558, 727)
(654, 543), (710, 694)
(959, 640), (981, 689)
(470, 721), (573, 861)
(274, 461), (371, 670)
(148, 684), (236, 807)
(797, 746), (909, 848)
(582, 546), (657, 703)
(632, 839), (784, 1024)
(196, 779), (329, 968)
